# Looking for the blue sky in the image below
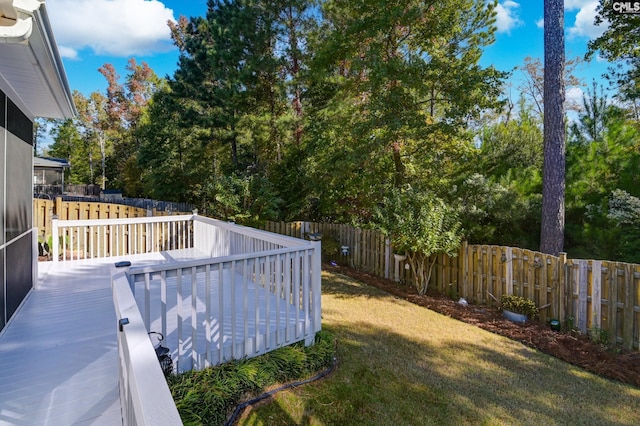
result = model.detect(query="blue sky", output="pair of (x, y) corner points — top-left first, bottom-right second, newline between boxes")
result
(46, 0), (611, 105)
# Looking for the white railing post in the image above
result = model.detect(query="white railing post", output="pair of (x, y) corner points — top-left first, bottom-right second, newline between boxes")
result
(311, 242), (322, 335)
(52, 215), (59, 263)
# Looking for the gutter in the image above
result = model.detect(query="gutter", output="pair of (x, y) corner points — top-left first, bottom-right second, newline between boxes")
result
(32, 3), (77, 116)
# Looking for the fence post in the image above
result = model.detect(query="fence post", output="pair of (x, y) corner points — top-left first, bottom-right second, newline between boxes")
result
(558, 252), (567, 324)
(623, 263), (634, 349)
(592, 260), (602, 333)
(55, 196), (63, 217)
(384, 238), (391, 280)
(51, 215), (59, 263)
(458, 242), (467, 298)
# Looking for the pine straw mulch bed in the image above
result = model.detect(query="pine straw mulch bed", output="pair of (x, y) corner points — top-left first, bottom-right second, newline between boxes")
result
(326, 263), (640, 389)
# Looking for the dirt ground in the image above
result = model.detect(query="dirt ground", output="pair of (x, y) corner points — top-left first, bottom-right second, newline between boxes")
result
(326, 263), (640, 389)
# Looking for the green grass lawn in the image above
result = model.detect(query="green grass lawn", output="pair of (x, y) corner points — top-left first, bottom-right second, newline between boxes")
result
(239, 270), (640, 425)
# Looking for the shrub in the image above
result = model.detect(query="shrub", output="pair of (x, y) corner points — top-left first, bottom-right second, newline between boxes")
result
(376, 186), (462, 295)
(500, 294), (538, 318)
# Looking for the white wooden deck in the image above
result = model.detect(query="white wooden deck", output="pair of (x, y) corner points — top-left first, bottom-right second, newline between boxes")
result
(0, 249), (210, 425)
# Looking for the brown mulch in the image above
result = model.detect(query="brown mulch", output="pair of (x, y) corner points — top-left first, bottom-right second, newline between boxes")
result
(326, 263), (640, 389)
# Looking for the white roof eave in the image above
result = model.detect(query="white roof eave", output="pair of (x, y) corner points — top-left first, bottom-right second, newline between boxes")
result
(0, 0), (76, 120)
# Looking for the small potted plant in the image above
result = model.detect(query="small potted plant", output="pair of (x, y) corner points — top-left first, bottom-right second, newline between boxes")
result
(500, 294), (538, 323)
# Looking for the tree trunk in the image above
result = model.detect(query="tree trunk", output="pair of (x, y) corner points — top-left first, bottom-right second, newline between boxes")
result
(540, 0), (565, 255)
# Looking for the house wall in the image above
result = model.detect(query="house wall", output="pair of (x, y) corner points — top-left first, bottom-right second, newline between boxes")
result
(0, 88), (34, 332)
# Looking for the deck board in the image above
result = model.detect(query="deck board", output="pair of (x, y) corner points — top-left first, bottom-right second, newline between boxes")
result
(0, 249), (209, 425)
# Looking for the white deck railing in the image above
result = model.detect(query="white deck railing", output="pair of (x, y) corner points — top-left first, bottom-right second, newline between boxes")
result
(112, 271), (183, 426)
(128, 243), (321, 371)
(51, 214), (194, 261)
(52, 214), (321, 423)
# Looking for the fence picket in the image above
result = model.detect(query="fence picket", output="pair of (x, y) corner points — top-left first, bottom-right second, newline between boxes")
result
(505, 247), (513, 295)
(539, 254), (549, 322)
(623, 264), (635, 349)
(577, 260), (589, 334)
(592, 261), (602, 332)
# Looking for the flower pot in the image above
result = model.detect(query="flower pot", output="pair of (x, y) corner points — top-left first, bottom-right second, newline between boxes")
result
(503, 309), (527, 324)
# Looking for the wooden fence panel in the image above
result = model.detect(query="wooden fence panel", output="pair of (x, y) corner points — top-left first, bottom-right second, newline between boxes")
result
(33, 198), (186, 244)
(260, 220), (640, 350)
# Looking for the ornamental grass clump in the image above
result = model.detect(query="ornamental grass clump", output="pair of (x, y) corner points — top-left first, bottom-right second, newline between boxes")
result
(500, 294), (539, 318)
(168, 331), (335, 425)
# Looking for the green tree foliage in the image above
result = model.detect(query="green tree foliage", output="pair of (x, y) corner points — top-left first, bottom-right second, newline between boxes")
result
(142, 0), (316, 219)
(460, 103), (543, 248)
(137, 86), (200, 203)
(99, 60), (163, 195)
(305, 0), (506, 222)
(47, 118), (91, 185)
(589, 1), (640, 119)
(48, 63), (161, 193)
(42, 1), (640, 265)
(169, 0), (284, 171)
(456, 173), (540, 248)
(589, 1), (640, 62)
(47, 91), (109, 186)
(569, 81), (609, 144)
(480, 99), (543, 177)
(566, 105), (640, 261)
(376, 186), (462, 295)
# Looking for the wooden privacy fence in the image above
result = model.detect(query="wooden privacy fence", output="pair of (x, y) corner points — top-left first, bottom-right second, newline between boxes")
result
(33, 197), (191, 241)
(262, 221), (640, 350)
(261, 221), (393, 279)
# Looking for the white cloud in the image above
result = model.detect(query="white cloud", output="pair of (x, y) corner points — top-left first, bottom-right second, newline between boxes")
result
(564, 0), (593, 11)
(566, 86), (584, 105)
(566, 1), (608, 40)
(57, 45), (78, 60)
(47, 0), (176, 58)
(535, 18), (544, 29)
(494, 1), (523, 34)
